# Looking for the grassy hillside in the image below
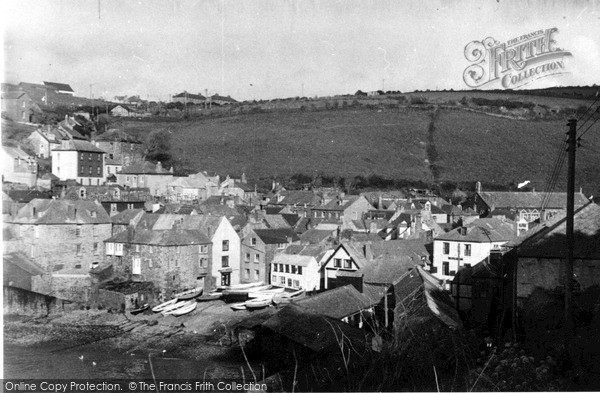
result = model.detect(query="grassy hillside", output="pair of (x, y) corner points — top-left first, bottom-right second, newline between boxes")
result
(118, 104), (600, 197)
(432, 110), (600, 196)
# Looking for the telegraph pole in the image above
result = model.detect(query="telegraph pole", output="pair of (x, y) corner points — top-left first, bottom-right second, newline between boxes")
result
(565, 118), (577, 336)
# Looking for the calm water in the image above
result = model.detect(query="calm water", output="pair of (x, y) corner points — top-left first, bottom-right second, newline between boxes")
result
(4, 343), (255, 380)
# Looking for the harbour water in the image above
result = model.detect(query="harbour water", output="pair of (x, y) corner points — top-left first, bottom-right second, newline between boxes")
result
(4, 343), (258, 381)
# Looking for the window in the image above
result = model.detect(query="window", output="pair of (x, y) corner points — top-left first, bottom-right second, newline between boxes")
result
(76, 244), (82, 256)
(97, 167), (101, 175)
(298, 266), (302, 275)
(287, 278), (292, 287)
(280, 277), (285, 285)
(221, 256), (229, 267)
(199, 245), (208, 254)
(353, 211), (358, 220)
(244, 269), (250, 279)
(222, 240), (229, 251)
(443, 242), (450, 255)
(88, 154), (92, 161)
(464, 244), (472, 257)
(285, 265), (290, 273)
(291, 265), (297, 274)
(30, 245), (35, 257)
(80, 188), (86, 198)
(75, 226), (81, 237)
(251, 237), (257, 246)
(293, 280), (300, 288)
(254, 254), (260, 263)
(279, 264), (284, 272)
(132, 258), (141, 275)
(34, 226), (39, 239)
(80, 154), (84, 161)
(344, 259), (352, 269)
(273, 264), (278, 272)
(221, 273), (231, 286)
(89, 166), (92, 175)
(127, 203), (134, 209)
(110, 204), (117, 213)
(199, 258), (206, 268)
(245, 253), (251, 262)
(80, 166), (84, 175)
(254, 270), (259, 280)
(97, 154), (101, 161)
(443, 262), (450, 276)
(149, 259), (153, 268)
(135, 244), (141, 252)
(277, 243), (285, 249)
(106, 242), (114, 255)
(93, 242), (99, 255)
(334, 258), (342, 268)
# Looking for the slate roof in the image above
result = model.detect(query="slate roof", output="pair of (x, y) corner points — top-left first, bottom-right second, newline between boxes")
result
(211, 94), (237, 103)
(511, 202), (600, 259)
(111, 209), (145, 225)
(294, 285), (375, 319)
(43, 81), (74, 92)
(253, 228), (300, 244)
(314, 195), (362, 211)
(119, 161), (172, 175)
(284, 244), (333, 262)
(173, 92), (206, 100)
(4, 252), (45, 276)
(275, 190), (320, 206)
(299, 229), (335, 244)
(105, 227), (210, 246)
(280, 213), (301, 227)
(435, 217), (515, 243)
(263, 214), (293, 229)
(53, 140), (105, 153)
(370, 239), (431, 264)
(9, 199), (111, 224)
(359, 255), (417, 285)
(272, 253), (316, 267)
(477, 191), (589, 210)
(261, 304), (368, 353)
(8, 190), (52, 203)
(3, 145), (36, 160)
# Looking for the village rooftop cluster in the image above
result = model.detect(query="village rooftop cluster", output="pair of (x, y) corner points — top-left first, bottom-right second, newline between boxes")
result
(2, 80), (600, 386)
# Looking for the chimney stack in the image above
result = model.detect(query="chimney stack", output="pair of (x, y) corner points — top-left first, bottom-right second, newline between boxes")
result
(476, 181), (482, 194)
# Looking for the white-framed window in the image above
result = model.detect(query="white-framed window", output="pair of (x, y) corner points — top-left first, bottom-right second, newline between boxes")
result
(293, 280), (300, 288)
(132, 257), (141, 275)
(277, 243), (285, 249)
(353, 211), (358, 220)
(111, 204), (117, 213)
(251, 237), (257, 246)
(34, 226), (39, 239)
(291, 265), (297, 274)
(287, 278), (292, 287)
(254, 270), (259, 280)
(298, 266), (303, 275)
(199, 245), (208, 254)
(76, 244), (82, 256)
(115, 243), (124, 256)
(222, 240), (229, 251)
(334, 258), (342, 268)
(245, 253), (251, 262)
(273, 264), (278, 272)
(254, 254), (260, 263)
(464, 244), (472, 257)
(280, 276), (285, 285)
(135, 244), (141, 252)
(106, 242), (115, 255)
(272, 275), (277, 283)
(344, 259), (352, 269)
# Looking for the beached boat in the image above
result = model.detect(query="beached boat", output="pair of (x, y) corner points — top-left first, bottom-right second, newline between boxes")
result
(218, 281), (264, 291)
(272, 289), (306, 305)
(152, 298), (178, 313)
(170, 301), (197, 316)
(177, 287), (204, 301)
(248, 286), (285, 298)
(223, 284), (270, 297)
(162, 300), (196, 316)
(130, 304), (150, 315)
(230, 303), (247, 311)
(244, 296), (272, 310)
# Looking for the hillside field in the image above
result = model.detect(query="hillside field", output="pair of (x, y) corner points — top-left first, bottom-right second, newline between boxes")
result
(114, 103), (600, 198)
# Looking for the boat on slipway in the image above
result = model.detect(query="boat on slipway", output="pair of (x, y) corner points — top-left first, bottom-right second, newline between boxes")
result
(177, 288), (204, 301)
(152, 298), (178, 313)
(272, 289), (306, 305)
(170, 301), (197, 316)
(244, 296), (272, 310)
(162, 300), (197, 316)
(248, 286), (285, 298)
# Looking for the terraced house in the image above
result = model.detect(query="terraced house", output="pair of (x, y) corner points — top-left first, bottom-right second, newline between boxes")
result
(103, 213), (241, 294)
(6, 199), (111, 301)
(51, 140), (106, 186)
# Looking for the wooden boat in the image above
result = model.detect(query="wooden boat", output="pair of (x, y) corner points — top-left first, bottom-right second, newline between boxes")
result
(223, 284), (270, 297)
(162, 300), (196, 316)
(170, 301), (197, 316)
(273, 289), (306, 305)
(218, 281), (264, 291)
(248, 287), (285, 298)
(130, 304), (149, 315)
(177, 288), (204, 301)
(152, 298), (178, 313)
(197, 293), (221, 302)
(230, 303), (247, 311)
(244, 296), (272, 310)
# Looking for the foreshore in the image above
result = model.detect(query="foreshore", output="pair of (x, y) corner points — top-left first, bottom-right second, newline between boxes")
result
(4, 300), (274, 361)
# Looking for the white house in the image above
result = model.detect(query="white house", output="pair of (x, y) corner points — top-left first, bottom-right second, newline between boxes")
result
(2, 146), (38, 187)
(271, 253), (321, 291)
(432, 218), (516, 287)
(51, 140), (106, 186)
(321, 242), (368, 289)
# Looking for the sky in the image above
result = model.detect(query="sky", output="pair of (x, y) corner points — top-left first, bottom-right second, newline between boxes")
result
(2, 0), (600, 102)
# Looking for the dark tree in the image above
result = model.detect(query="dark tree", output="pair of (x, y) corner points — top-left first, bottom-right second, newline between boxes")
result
(144, 129), (172, 164)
